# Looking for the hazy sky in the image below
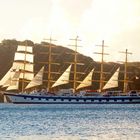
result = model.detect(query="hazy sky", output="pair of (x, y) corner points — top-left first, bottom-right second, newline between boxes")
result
(0, 0), (140, 62)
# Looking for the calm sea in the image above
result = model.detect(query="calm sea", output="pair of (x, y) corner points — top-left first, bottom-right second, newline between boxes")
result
(0, 104), (139, 140)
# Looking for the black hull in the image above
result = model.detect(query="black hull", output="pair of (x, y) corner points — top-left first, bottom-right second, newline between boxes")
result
(4, 93), (140, 104)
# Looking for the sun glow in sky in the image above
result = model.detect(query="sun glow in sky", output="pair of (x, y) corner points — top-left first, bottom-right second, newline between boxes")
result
(0, 0), (140, 62)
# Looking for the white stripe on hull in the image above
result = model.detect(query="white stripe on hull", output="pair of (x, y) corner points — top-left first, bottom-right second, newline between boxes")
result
(5, 94), (140, 104)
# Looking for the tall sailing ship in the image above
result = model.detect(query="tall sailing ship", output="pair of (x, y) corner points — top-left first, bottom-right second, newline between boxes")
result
(3, 39), (140, 104)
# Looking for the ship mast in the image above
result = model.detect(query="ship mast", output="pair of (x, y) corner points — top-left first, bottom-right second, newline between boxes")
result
(69, 36), (82, 93)
(120, 49), (132, 93)
(21, 41), (27, 93)
(44, 37), (57, 92)
(94, 40), (109, 92)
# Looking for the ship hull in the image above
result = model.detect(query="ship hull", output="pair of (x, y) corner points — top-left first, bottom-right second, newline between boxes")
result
(4, 93), (140, 104)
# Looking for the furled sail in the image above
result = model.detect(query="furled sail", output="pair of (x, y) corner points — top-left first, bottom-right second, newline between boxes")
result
(51, 65), (72, 88)
(25, 66), (44, 89)
(103, 67), (120, 90)
(76, 68), (94, 90)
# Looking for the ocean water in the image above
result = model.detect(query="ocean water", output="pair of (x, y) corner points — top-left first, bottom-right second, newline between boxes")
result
(0, 104), (139, 140)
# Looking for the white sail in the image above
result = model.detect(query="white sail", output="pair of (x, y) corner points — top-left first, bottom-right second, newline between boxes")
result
(0, 67), (13, 86)
(1, 65), (21, 88)
(76, 69), (94, 90)
(0, 45), (34, 91)
(2, 73), (15, 88)
(51, 65), (72, 88)
(17, 45), (33, 53)
(13, 62), (33, 72)
(103, 67), (120, 90)
(19, 73), (34, 81)
(12, 63), (34, 81)
(25, 66), (44, 89)
(6, 71), (20, 91)
(14, 52), (33, 63)
(12, 45), (34, 81)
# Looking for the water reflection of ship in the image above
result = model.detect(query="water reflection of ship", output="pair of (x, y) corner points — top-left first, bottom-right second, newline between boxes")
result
(2, 38), (140, 104)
